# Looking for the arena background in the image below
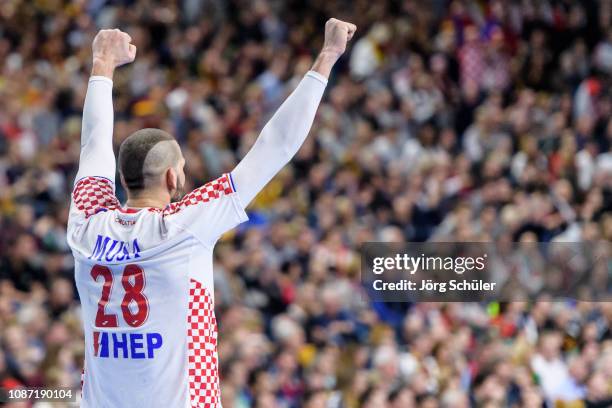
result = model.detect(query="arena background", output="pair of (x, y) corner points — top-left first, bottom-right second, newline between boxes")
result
(0, 0), (611, 407)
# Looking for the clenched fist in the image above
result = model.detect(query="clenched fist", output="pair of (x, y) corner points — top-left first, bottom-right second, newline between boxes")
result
(311, 18), (356, 78)
(91, 29), (136, 78)
(322, 18), (357, 58)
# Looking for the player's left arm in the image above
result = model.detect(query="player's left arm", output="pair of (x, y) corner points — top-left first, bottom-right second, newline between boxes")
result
(69, 30), (136, 223)
(230, 18), (357, 207)
(74, 29), (136, 183)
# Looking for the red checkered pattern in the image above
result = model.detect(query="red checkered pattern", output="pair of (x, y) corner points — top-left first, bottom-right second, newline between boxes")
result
(72, 177), (119, 218)
(162, 174), (234, 216)
(459, 43), (484, 89)
(188, 279), (220, 408)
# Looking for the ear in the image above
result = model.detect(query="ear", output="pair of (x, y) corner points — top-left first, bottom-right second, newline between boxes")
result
(166, 167), (178, 194)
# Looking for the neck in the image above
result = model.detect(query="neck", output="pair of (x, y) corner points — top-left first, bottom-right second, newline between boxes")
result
(125, 189), (170, 209)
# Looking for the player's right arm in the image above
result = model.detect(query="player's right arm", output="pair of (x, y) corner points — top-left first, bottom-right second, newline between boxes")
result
(230, 18), (357, 207)
(70, 30), (136, 222)
(164, 20), (356, 246)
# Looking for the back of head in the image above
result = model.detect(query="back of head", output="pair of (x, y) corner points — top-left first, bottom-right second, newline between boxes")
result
(118, 128), (181, 195)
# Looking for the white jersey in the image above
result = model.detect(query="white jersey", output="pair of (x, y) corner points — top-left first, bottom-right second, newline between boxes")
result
(68, 173), (247, 408)
(69, 70), (326, 407)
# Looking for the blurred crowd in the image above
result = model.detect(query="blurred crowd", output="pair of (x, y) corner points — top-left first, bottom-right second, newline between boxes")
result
(0, 0), (611, 407)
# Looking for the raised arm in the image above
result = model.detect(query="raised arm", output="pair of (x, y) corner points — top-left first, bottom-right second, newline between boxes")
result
(74, 29), (136, 183)
(231, 18), (356, 207)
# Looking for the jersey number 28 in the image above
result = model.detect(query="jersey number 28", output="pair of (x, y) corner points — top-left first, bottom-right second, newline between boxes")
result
(91, 264), (149, 328)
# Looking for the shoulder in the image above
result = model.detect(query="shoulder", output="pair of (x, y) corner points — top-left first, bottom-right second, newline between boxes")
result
(162, 173), (236, 216)
(72, 176), (120, 218)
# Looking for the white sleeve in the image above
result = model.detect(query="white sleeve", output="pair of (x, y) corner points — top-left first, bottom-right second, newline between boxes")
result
(68, 77), (120, 231)
(74, 76), (116, 183)
(163, 174), (248, 247)
(230, 70), (327, 207)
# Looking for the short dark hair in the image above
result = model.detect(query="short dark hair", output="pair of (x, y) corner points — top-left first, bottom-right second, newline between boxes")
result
(118, 128), (176, 192)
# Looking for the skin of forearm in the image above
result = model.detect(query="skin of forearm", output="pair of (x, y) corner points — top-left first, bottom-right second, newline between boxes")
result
(91, 58), (115, 79)
(310, 50), (340, 79)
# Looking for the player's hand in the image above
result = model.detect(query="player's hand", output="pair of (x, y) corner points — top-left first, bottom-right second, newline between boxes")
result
(92, 29), (137, 69)
(321, 18), (357, 58)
